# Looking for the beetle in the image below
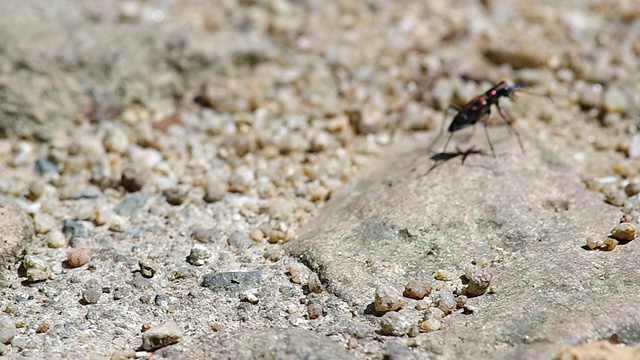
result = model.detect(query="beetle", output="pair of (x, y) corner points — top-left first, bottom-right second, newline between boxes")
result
(432, 81), (528, 172)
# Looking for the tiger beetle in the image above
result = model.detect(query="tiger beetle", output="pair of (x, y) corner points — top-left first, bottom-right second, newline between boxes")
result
(431, 81), (530, 173)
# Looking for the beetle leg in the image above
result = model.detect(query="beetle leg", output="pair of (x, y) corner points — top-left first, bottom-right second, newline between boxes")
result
(496, 104), (525, 154)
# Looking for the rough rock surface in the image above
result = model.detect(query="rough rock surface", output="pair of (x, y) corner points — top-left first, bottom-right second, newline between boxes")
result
(287, 131), (625, 359)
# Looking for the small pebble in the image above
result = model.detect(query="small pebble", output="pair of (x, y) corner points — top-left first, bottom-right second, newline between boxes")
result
(420, 318), (442, 333)
(374, 285), (404, 313)
(67, 246), (92, 268)
(204, 175), (227, 202)
(63, 220), (88, 239)
(46, 230), (67, 248)
(154, 294), (171, 307)
(139, 260), (157, 278)
(227, 232), (254, 249)
(0, 315), (16, 344)
(403, 279), (432, 299)
(628, 135), (640, 159)
(601, 238), (618, 251)
(585, 237), (601, 250)
(287, 263), (309, 284)
(307, 303), (323, 319)
(82, 280), (102, 304)
(435, 269), (456, 281)
(35, 157), (58, 175)
(240, 291), (259, 305)
(163, 187), (188, 206)
(603, 86), (629, 114)
(33, 213), (57, 234)
(379, 312), (410, 336)
(187, 244), (211, 266)
(431, 290), (457, 314)
(464, 266), (492, 297)
(610, 222), (636, 241)
(141, 322), (183, 351)
(110, 348), (136, 360)
(120, 168), (145, 192)
(306, 273), (324, 294)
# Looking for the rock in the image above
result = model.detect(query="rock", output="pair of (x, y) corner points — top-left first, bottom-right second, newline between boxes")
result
(379, 312), (410, 336)
(201, 271), (262, 295)
(0, 315), (16, 344)
(227, 232), (254, 249)
(374, 285), (404, 313)
(33, 213), (57, 234)
(431, 290), (457, 314)
(555, 340), (640, 360)
(306, 303), (323, 319)
(23, 255), (49, 282)
(63, 220), (88, 239)
(82, 280), (102, 304)
(285, 132), (622, 358)
(46, 230), (67, 248)
(120, 168), (145, 192)
(187, 244), (211, 266)
(67, 246), (92, 268)
(35, 157), (59, 175)
(138, 260), (157, 278)
(141, 322), (183, 351)
(403, 279), (432, 299)
(113, 194), (149, 216)
(163, 187), (188, 206)
(204, 175), (227, 202)
(190, 328), (352, 359)
(610, 222), (636, 241)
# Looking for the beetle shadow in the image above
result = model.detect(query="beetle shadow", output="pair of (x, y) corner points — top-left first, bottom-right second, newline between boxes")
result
(421, 147), (491, 175)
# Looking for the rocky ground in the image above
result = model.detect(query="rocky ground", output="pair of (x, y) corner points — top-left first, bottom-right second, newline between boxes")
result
(1, 0), (640, 359)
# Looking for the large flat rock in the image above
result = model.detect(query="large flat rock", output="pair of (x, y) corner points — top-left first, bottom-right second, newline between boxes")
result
(286, 130), (630, 359)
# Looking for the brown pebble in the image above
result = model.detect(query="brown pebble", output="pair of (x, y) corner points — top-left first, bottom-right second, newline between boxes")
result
(307, 303), (323, 320)
(601, 238), (618, 251)
(611, 222), (636, 241)
(67, 246), (92, 268)
(403, 279), (432, 299)
(36, 321), (51, 334)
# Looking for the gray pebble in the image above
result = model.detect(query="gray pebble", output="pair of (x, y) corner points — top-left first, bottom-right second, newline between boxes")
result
(33, 213), (57, 234)
(227, 232), (254, 249)
(35, 157), (58, 175)
(603, 85), (629, 114)
(187, 244), (211, 266)
(432, 290), (457, 314)
(464, 267), (492, 297)
(120, 168), (145, 192)
(379, 312), (410, 336)
(155, 294), (171, 307)
(163, 187), (188, 206)
(628, 135), (640, 159)
(374, 285), (404, 313)
(130, 272), (151, 289)
(204, 175), (227, 203)
(113, 194), (149, 216)
(141, 322), (183, 351)
(202, 271), (262, 295)
(10, 337), (27, 350)
(85, 308), (101, 321)
(113, 287), (128, 300)
(0, 315), (16, 344)
(82, 280), (103, 304)
(63, 220), (88, 239)
(191, 227), (224, 243)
